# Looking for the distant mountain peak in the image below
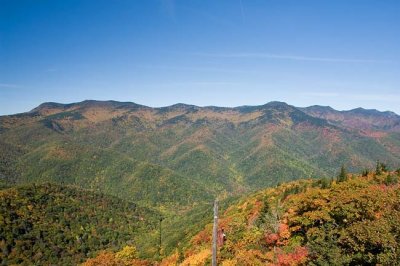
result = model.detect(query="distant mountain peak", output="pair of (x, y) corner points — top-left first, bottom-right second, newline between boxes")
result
(264, 101), (290, 107)
(22, 99), (400, 132)
(166, 103), (198, 109)
(349, 107), (376, 113)
(32, 102), (68, 110)
(31, 100), (147, 114)
(305, 105), (336, 111)
(234, 101), (292, 113)
(347, 107), (398, 117)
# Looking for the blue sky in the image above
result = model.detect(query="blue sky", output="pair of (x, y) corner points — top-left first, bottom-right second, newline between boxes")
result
(1, 0), (400, 115)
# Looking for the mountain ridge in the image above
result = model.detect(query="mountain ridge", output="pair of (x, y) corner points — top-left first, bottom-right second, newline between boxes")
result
(25, 100), (400, 116)
(1, 99), (400, 264)
(1, 99), (400, 212)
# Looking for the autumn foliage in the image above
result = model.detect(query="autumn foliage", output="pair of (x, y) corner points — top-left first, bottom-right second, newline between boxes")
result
(83, 247), (151, 266)
(160, 169), (400, 265)
(80, 168), (400, 265)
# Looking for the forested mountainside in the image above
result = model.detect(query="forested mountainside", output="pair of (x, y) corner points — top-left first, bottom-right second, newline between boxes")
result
(301, 105), (400, 132)
(1, 100), (400, 212)
(0, 182), (239, 265)
(85, 167), (400, 265)
(0, 183), (161, 265)
(166, 167), (400, 265)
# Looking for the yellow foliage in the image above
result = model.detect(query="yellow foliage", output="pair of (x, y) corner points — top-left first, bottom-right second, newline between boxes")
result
(82, 251), (121, 266)
(116, 245), (138, 261)
(234, 249), (266, 265)
(160, 251), (179, 266)
(180, 249), (211, 266)
(82, 249), (150, 266)
(221, 259), (238, 266)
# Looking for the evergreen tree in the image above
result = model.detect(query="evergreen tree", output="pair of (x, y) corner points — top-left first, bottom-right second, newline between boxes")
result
(256, 196), (271, 226)
(376, 160), (382, 175)
(320, 177), (331, 189)
(361, 169), (369, 177)
(337, 165), (347, 182)
(375, 160), (387, 175)
(381, 162), (388, 172)
(384, 174), (399, 185)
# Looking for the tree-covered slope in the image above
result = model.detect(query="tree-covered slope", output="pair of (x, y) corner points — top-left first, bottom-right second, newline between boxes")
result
(0, 183), (160, 265)
(158, 168), (400, 265)
(1, 100), (400, 211)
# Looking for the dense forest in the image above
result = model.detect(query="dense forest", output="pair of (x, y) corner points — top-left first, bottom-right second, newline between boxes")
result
(1, 100), (400, 214)
(1, 165), (400, 265)
(0, 183), (160, 265)
(83, 166), (400, 265)
(1, 101), (400, 265)
(171, 166), (400, 265)
(0, 182), (236, 265)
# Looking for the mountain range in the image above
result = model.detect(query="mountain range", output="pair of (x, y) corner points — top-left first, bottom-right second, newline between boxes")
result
(1, 100), (400, 211)
(1, 100), (400, 264)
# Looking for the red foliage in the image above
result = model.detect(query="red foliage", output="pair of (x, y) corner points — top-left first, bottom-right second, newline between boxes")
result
(277, 247), (308, 266)
(265, 233), (279, 245)
(265, 223), (291, 246)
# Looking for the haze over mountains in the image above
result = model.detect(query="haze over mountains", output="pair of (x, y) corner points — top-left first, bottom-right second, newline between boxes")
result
(1, 100), (400, 210)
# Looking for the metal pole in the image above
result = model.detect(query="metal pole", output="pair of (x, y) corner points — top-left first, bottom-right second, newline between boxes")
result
(159, 216), (163, 256)
(212, 200), (218, 266)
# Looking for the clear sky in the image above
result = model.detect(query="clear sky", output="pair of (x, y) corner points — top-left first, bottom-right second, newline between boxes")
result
(1, 0), (400, 115)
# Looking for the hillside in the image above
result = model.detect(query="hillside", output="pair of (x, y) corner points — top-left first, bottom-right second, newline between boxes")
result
(82, 167), (400, 265)
(155, 168), (400, 265)
(0, 183), (160, 265)
(301, 105), (400, 132)
(1, 100), (400, 212)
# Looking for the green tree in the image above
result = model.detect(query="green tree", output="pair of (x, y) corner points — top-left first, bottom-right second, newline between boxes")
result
(384, 174), (399, 185)
(376, 160), (388, 175)
(318, 177), (331, 189)
(337, 165), (347, 182)
(256, 196), (271, 227)
(361, 169), (369, 177)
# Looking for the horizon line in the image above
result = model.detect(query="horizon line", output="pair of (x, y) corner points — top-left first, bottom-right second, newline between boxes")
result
(2, 99), (397, 116)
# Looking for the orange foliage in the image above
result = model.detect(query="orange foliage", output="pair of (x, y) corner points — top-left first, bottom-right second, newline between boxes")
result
(265, 233), (279, 245)
(128, 260), (152, 266)
(265, 223), (290, 246)
(191, 229), (211, 245)
(277, 247), (308, 266)
(247, 200), (262, 225)
(278, 223), (291, 240)
(218, 217), (232, 230)
(82, 251), (151, 266)
(234, 249), (268, 265)
(83, 251), (120, 266)
(181, 249), (211, 266)
(160, 251), (179, 266)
